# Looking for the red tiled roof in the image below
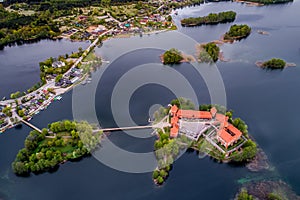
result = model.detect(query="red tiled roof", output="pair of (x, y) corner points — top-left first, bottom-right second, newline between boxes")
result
(171, 116), (179, 124)
(218, 125), (242, 147)
(218, 129), (234, 144)
(170, 105), (178, 115)
(227, 124), (242, 139)
(215, 113), (229, 127)
(170, 126), (179, 138)
(199, 111), (212, 119)
(177, 110), (212, 119)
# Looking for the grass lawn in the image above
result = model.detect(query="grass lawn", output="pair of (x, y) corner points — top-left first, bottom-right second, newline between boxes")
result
(55, 145), (76, 154)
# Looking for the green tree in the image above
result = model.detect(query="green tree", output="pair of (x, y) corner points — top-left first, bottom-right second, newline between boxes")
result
(12, 161), (29, 175)
(152, 170), (159, 179)
(159, 169), (168, 178)
(55, 74), (63, 83)
(18, 109), (25, 117)
(157, 176), (164, 184)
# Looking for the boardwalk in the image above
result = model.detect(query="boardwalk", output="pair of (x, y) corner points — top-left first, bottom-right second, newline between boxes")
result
(94, 125), (153, 132)
(19, 118), (42, 133)
(93, 120), (170, 133)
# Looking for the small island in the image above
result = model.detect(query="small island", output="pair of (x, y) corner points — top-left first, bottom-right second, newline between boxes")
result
(12, 120), (103, 176)
(152, 98), (258, 185)
(256, 58), (296, 69)
(223, 24), (251, 42)
(198, 42), (220, 63)
(181, 11), (236, 27)
(161, 48), (195, 65)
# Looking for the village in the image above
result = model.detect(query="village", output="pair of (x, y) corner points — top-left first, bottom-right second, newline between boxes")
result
(57, 1), (180, 41)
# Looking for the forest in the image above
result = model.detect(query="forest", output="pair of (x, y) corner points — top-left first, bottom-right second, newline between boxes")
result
(0, 6), (60, 48)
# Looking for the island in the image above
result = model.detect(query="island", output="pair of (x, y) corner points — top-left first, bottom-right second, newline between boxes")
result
(258, 58), (286, 69)
(181, 11), (236, 27)
(152, 98), (258, 185)
(161, 48), (195, 65)
(12, 120), (103, 175)
(161, 48), (183, 65)
(256, 58), (296, 69)
(223, 24), (251, 42)
(198, 42), (220, 63)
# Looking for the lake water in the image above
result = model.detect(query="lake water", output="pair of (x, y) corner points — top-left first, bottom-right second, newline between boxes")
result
(1, 1), (300, 199)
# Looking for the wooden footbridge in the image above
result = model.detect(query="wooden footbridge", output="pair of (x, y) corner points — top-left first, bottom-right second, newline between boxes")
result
(93, 121), (170, 133)
(19, 118), (42, 133)
(18, 116), (170, 135)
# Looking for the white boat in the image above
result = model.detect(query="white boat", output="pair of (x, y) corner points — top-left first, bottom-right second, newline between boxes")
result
(54, 96), (62, 101)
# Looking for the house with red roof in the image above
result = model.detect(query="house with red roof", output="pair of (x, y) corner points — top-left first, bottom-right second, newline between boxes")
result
(217, 124), (242, 148)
